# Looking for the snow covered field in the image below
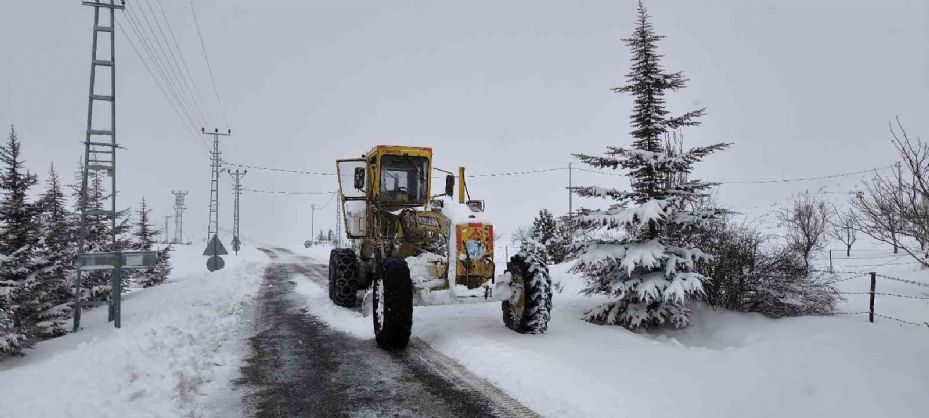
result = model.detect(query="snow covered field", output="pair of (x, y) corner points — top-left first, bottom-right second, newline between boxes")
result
(0, 245), (268, 418)
(293, 246), (929, 418)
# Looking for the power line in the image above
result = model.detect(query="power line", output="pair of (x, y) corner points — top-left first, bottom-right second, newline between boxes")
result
(115, 20), (209, 155)
(241, 188), (334, 195)
(125, 4), (199, 128)
(469, 167), (567, 177)
(221, 159), (895, 190)
(188, 0), (230, 128)
(120, 7), (210, 154)
(223, 160), (337, 176)
(139, 0), (211, 126)
(153, 0), (216, 125)
(716, 165), (894, 185)
(133, 0), (207, 126)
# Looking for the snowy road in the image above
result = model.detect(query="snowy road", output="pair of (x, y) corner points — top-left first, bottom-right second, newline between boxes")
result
(236, 248), (537, 418)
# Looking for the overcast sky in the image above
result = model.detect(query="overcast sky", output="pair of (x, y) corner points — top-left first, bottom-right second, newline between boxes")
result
(1, 0), (927, 247)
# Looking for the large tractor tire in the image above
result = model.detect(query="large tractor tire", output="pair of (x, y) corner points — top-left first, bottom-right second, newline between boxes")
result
(372, 257), (413, 349)
(328, 248), (360, 307)
(502, 251), (553, 334)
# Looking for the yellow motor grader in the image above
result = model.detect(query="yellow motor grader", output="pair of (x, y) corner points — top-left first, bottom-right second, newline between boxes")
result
(331, 145), (552, 349)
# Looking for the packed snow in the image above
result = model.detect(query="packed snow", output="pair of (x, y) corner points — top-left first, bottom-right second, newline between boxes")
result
(292, 245), (928, 418)
(0, 245), (268, 418)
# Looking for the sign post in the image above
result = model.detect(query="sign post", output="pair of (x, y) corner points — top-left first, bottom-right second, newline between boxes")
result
(76, 250), (158, 329)
(204, 234), (228, 272)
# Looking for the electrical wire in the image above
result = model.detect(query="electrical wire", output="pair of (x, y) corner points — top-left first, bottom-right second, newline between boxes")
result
(716, 165), (894, 185)
(223, 160), (337, 176)
(241, 188), (334, 195)
(116, 19), (210, 156)
(121, 6), (211, 153)
(188, 0), (230, 128)
(140, 0), (211, 126)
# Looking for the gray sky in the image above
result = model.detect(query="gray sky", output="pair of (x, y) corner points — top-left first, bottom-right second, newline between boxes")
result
(2, 0), (927, 246)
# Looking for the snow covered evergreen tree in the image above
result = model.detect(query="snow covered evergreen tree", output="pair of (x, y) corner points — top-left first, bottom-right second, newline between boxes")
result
(0, 126), (41, 352)
(137, 246), (172, 288)
(572, 2), (729, 329)
(132, 198), (157, 251)
(531, 209), (557, 264)
(0, 292), (26, 356)
(132, 198), (172, 288)
(23, 165), (76, 337)
(69, 163), (111, 301)
(0, 126), (39, 282)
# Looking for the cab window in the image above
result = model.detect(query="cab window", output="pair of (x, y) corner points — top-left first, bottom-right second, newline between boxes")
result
(380, 155), (428, 204)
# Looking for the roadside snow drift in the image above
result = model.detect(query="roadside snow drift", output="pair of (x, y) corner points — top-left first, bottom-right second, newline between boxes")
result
(293, 247), (929, 418)
(0, 245), (267, 418)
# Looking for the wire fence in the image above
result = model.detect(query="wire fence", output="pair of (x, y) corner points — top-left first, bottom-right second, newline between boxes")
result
(825, 271), (929, 327)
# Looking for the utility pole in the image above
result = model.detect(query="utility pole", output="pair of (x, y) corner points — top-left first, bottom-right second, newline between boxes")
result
(228, 169), (246, 254)
(74, 0), (125, 332)
(310, 203), (316, 245)
(171, 191), (188, 244)
(162, 215), (172, 244)
(202, 127), (230, 243)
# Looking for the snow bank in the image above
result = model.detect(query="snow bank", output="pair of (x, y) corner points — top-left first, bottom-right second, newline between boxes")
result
(0, 245), (268, 418)
(291, 244), (929, 418)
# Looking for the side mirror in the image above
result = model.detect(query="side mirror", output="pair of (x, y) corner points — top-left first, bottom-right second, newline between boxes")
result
(466, 200), (485, 212)
(445, 175), (455, 197)
(353, 167), (365, 191)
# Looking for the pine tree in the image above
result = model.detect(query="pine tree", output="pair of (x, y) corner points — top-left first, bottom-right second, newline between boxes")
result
(572, 2), (730, 329)
(138, 246), (172, 288)
(0, 126), (39, 280)
(531, 209), (563, 264)
(0, 126), (41, 353)
(0, 293), (26, 356)
(133, 198), (157, 251)
(21, 165), (75, 338)
(69, 162), (114, 301)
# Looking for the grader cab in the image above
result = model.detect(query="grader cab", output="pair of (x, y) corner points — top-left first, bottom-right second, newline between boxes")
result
(330, 145), (552, 349)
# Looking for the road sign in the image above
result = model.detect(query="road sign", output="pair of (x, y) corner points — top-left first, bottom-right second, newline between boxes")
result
(77, 251), (158, 271)
(203, 234), (228, 256)
(207, 255), (225, 272)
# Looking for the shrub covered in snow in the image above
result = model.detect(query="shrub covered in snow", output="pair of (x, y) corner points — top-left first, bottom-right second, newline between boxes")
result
(694, 220), (839, 317)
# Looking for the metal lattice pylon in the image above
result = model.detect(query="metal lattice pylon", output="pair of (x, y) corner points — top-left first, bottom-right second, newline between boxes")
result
(202, 128), (230, 243)
(171, 190), (188, 244)
(74, 0), (125, 331)
(228, 169), (246, 254)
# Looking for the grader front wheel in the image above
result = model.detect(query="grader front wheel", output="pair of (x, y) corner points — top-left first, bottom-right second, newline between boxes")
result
(328, 248), (360, 307)
(502, 252), (553, 334)
(373, 257), (413, 349)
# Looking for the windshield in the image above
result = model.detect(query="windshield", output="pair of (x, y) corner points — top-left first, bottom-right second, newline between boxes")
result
(380, 155), (428, 204)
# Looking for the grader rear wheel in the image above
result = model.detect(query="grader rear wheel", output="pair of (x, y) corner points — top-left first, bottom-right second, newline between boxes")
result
(502, 251), (552, 334)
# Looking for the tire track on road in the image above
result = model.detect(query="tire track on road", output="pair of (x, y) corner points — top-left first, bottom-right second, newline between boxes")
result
(237, 248), (538, 418)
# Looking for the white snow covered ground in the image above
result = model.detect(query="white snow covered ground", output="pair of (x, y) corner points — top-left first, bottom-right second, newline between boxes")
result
(0, 245), (268, 418)
(292, 245), (929, 418)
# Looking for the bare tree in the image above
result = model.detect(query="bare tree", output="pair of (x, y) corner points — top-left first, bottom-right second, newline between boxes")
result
(510, 225), (534, 246)
(777, 193), (830, 268)
(853, 118), (929, 266)
(829, 206), (858, 257)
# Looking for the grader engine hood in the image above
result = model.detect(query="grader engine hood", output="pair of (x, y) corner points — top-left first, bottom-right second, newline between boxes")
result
(455, 223), (494, 288)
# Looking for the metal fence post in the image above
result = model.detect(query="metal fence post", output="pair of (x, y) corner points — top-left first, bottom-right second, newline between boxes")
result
(869, 272), (876, 323)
